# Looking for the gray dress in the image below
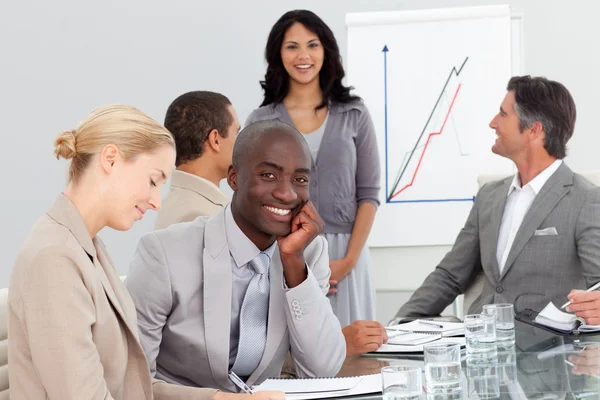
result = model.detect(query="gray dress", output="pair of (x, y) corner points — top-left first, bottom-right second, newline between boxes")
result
(303, 113), (376, 326)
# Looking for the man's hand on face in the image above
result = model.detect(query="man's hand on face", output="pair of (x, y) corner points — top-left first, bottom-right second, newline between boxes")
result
(277, 200), (324, 256)
(276, 200), (324, 288)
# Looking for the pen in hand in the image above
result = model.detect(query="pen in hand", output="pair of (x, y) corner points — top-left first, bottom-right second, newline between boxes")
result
(228, 371), (254, 394)
(561, 281), (600, 309)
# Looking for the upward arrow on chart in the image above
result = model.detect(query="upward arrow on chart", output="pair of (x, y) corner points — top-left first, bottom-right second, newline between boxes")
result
(382, 45), (389, 203)
(386, 56), (469, 202)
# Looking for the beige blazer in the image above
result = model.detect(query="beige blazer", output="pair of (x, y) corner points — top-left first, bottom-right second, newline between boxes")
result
(8, 194), (218, 400)
(154, 170), (229, 230)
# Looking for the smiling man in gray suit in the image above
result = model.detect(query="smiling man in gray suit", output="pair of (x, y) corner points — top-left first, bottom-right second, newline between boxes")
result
(126, 120), (345, 392)
(396, 75), (600, 318)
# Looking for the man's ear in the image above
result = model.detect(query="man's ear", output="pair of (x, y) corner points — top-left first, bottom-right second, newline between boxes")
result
(529, 121), (544, 137)
(528, 121), (546, 145)
(227, 164), (238, 191)
(99, 144), (119, 173)
(206, 129), (221, 153)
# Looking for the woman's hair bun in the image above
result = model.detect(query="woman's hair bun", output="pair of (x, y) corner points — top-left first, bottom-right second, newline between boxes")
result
(54, 129), (77, 160)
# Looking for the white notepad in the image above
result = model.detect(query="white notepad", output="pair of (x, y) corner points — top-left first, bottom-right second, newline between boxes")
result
(374, 336), (466, 354)
(253, 376), (362, 394)
(253, 374), (381, 399)
(534, 302), (600, 333)
(387, 332), (442, 346)
(387, 319), (465, 337)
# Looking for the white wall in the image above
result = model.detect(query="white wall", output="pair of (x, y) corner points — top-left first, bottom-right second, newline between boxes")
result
(2, 0), (600, 324)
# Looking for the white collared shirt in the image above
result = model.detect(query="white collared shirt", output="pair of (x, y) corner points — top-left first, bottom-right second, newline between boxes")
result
(496, 159), (563, 273)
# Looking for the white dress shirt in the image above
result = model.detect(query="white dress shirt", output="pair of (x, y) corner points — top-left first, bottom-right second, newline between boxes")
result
(496, 159), (563, 273)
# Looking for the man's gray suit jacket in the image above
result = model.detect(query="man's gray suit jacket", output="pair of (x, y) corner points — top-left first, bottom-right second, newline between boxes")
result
(397, 163), (600, 317)
(126, 209), (345, 392)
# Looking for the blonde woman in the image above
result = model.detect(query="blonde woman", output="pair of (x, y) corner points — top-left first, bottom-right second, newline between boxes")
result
(8, 105), (282, 400)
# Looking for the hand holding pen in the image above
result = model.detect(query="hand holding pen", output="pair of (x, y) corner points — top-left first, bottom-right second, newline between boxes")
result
(564, 283), (600, 326)
(562, 281), (600, 309)
(228, 371), (254, 394)
(224, 371), (285, 400)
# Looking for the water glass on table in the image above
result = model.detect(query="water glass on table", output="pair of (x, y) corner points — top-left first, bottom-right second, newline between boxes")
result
(381, 366), (423, 400)
(423, 343), (462, 397)
(464, 314), (498, 359)
(466, 356), (500, 399)
(483, 303), (515, 348)
(497, 344), (517, 386)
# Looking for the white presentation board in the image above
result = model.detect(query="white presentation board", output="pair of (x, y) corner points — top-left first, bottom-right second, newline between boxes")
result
(346, 6), (522, 247)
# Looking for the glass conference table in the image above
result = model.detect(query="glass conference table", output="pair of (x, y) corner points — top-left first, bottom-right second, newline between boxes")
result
(331, 320), (600, 399)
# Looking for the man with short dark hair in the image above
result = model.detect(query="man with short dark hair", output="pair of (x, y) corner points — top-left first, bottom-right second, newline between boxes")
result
(395, 75), (600, 317)
(155, 91), (240, 230)
(127, 120), (345, 391)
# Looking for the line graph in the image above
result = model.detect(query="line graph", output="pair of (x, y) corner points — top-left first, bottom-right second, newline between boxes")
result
(390, 83), (462, 200)
(389, 90), (471, 195)
(347, 7), (514, 246)
(384, 55), (474, 203)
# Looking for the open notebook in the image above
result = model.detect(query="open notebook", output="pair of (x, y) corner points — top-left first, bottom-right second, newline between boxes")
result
(387, 332), (442, 346)
(534, 302), (600, 333)
(373, 336), (466, 354)
(253, 373), (381, 400)
(387, 319), (464, 337)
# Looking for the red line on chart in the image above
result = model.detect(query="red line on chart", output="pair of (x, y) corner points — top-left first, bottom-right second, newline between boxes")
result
(389, 83), (463, 201)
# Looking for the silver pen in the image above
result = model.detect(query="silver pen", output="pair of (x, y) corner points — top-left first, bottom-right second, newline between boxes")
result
(418, 320), (444, 329)
(561, 281), (600, 309)
(228, 371), (254, 394)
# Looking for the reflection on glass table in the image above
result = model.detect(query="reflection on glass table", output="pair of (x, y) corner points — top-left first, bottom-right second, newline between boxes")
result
(333, 320), (600, 400)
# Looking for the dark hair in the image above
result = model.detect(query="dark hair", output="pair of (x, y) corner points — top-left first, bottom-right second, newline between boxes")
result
(507, 76), (576, 159)
(260, 10), (360, 109)
(164, 91), (233, 166)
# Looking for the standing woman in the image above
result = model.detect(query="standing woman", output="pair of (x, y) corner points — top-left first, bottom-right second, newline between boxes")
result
(247, 10), (381, 326)
(8, 105), (282, 400)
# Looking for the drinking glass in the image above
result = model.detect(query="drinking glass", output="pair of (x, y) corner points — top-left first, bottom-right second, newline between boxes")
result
(483, 303), (515, 348)
(381, 365), (423, 400)
(464, 314), (498, 359)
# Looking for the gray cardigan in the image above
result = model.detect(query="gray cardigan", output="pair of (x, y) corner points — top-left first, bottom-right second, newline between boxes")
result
(246, 100), (381, 234)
